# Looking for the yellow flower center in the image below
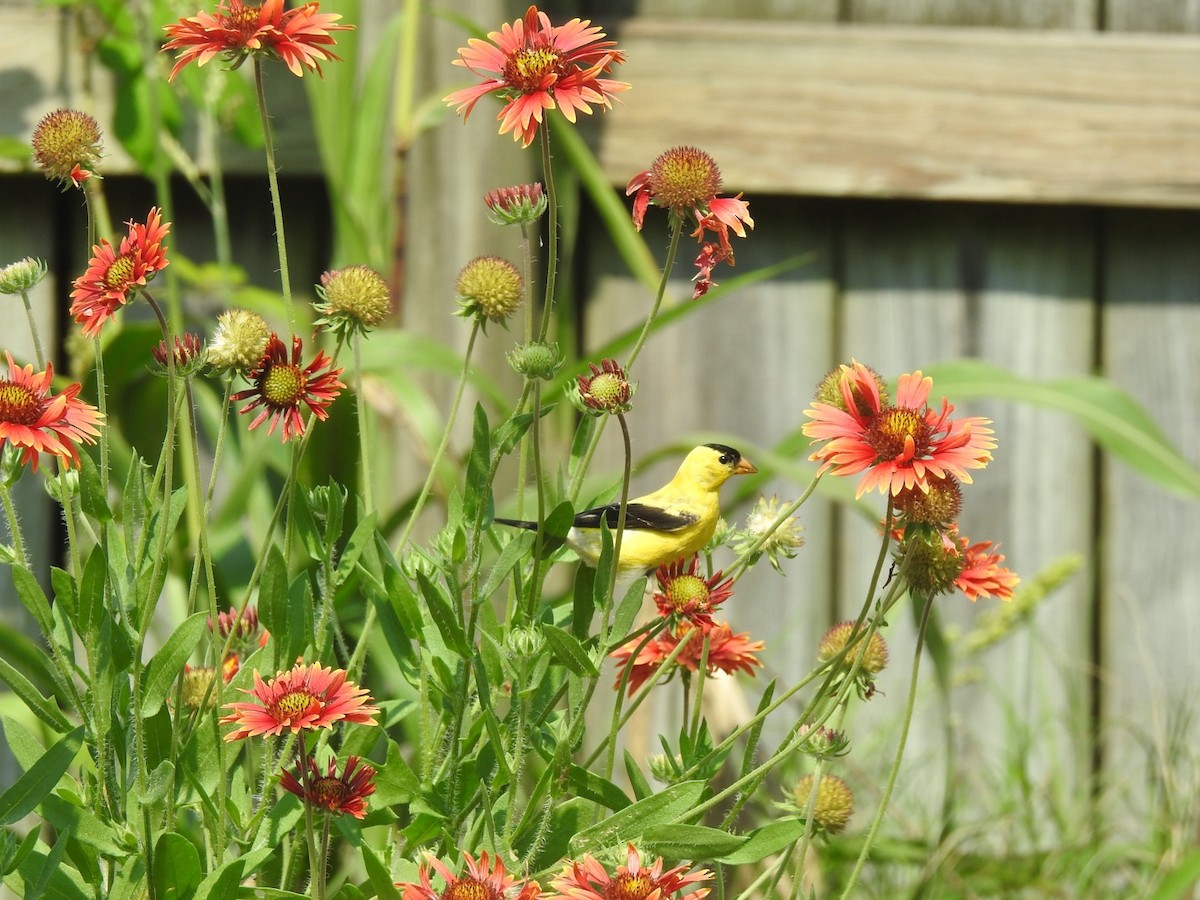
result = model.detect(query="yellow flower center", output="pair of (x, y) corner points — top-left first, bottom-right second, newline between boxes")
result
(585, 373), (624, 405)
(665, 574), (710, 612)
(866, 408), (928, 463)
(104, 255), (137, 290)
(606, 873), (654, 900)
(442, 879), (494, 900)
(506, 46), (560, 91)
(231, 4), (262, 31)
(649, 146), (722, 213)
(0, 381), (40, 426)
(262, 363), (305, 409)
(270, 689), (316, 721)
(32, 108), (102, 180)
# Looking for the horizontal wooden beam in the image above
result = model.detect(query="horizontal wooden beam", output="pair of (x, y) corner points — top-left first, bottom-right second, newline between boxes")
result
(598, 20), (1200, 208)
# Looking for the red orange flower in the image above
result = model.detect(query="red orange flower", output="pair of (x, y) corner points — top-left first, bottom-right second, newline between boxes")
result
(445, 5), (629, 148)
(550, 842), (711, 900)
(652, 555), (733, 627)
(69, 208), (170, 337)
(163, 0), (352, 80)
(955, 537), (1019, 602)
(231, 334), (344, 442)
(611, 621), (763, 695)
(396, 849), (541, 900)
(802, 361), (996, 498)
(280, 755), (376, 819)
(220, 662), (378, 741)
(0, 354), (102, 471)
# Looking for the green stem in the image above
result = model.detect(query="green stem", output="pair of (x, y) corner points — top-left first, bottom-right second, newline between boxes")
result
(253, 58), (295, 335)
(353, 333), (374, 515)
(348, 319), (481, 679)
(726, 472), (823, 582)
(18, 290), (46, 370)
(0, 480), (28, 567)
(625, 214), (683, 371)
(536, 129), (558, 343)
(839, 593), (936, 898)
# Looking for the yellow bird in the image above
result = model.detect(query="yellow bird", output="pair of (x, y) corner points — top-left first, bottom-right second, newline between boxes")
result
(494, 443), (757, 575)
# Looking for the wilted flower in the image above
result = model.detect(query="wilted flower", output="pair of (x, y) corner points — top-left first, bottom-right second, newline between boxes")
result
(314, 265), (391, 336)
(69, 208), (171, 337)
(652, 555), (733, 627)
(162, 0), (353, 80)
(551, 842), (711, 900)
(206, 308), (271, 374)
(484, 182), (548, 226)
(0, 353), (102, 472)
(455, 256), (523, 326)
(31, 109), (102, 188)
(572, 358), (634, 415)
(626, 147), (754, 299)
(954, 535), (1019, 602)
(279, 755), (376, 819)
(231, 334), (345, 442)
(445, 5), (629, 148)
(220, 662), (378, 741)
(508, 341), (562, 381)
(803, 361), (996, 499)
(733, 495), (805, 574)
(787, 774), (854, 836)
(396, 849), (541, 900)
(0, 258), (48, 296)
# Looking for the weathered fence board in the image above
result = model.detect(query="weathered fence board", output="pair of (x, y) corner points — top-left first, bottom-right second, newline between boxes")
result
(598, 19), (1200, 208)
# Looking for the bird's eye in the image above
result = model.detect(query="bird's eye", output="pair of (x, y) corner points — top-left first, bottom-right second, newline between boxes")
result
(720, 452), (735, 466)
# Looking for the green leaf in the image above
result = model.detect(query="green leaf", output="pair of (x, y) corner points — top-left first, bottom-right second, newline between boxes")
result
(417, 571), (469, 657)
(568, 781), (707, 854)
(0, 725), (84, 825)
(463, 403), (492, 522)
(641, 823), (747, 859)
(77, 546), (107, 640)
(716, 818), (807, 865)
(258, 545), (289, 639)
(478, 531), (535, 603)
(373, 739), (421, 806)
(624, 751), (653, 802)
(140, 613), (208, 717)
(193, 850), (267, 900)
(361, 842), (402, 900)
(542, 624), (598, 677)
(153, 832), (202, 900)
(566, 765), (630, 812)
(1151, 847), (1200, 900)
(41, 794), (128, 858)
(610, 576), (649, 645)
(336, 511), (377, 590)
(0, 653), (71, 733)
(926, 358), (1200, 500)
(10, 566), (52, 634)
(77, 449), (111, 522)
(138, 760), (176, 807)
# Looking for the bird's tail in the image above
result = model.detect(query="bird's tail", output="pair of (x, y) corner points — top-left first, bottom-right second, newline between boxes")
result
(493, 517), (539, 530)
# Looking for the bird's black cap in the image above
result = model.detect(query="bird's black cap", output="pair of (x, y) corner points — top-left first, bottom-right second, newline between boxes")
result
(704, 443), (743, 466)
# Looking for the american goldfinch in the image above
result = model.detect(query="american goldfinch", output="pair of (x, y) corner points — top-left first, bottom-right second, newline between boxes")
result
(495, 443), (757, 575)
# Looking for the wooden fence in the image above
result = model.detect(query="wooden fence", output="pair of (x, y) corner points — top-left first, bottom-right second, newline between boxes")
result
(2, 0), (1199, 856)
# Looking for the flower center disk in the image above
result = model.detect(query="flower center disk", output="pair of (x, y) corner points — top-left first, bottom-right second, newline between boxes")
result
(666, 574), (710, 612)
(865, 408), (928, 463)
(605, 873), (654, 900)
(442, 878), (494, 900)
(270, 689), (316, 722)
(105, 255), (137, 290)
(506, 45), (559, 90)
(262, 364), (305, 409)
(0, 382), (40, 425)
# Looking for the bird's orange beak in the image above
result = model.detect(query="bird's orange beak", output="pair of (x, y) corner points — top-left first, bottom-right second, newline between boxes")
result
(735, 457), (757, 475)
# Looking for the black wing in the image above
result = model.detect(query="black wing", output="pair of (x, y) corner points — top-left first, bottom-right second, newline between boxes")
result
(572, 502), (698, 532)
